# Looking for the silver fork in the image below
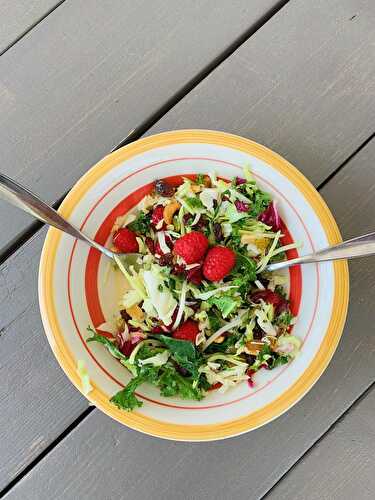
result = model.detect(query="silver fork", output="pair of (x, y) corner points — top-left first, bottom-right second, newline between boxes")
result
(0, 172), (375, 272)
(0, 173), (139, 265)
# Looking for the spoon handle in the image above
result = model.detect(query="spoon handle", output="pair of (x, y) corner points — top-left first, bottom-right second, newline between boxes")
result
(266, 231), (375, 272)
(0, 173), (112, 257)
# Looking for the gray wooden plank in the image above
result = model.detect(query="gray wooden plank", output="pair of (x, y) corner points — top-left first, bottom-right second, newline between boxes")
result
(0, 0), (280, 256)
(0, 228), (88, 489)
(266, 390), (375, 500)
(3, 125), (375, 500)
(0, 0), (60, 54)
(148, 0), (375, 187)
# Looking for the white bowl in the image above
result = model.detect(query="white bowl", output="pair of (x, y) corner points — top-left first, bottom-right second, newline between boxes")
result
(39, 130), (348, 441)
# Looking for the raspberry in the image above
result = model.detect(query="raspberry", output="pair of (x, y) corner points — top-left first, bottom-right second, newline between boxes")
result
(202, 246), (236, 281)
(173, 231), (208, 264)
(172, 319), (200, 343)
(112, 228), (139, 253)
(151, 205), (165, 227)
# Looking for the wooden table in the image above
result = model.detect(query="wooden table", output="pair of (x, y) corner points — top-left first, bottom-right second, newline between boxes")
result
(1, 1), (375, 498)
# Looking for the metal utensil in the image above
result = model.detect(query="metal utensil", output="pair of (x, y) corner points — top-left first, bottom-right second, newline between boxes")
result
(0, 173), (139, 264)
(0, 173), (374, 272)
(266, 231), (375, 271)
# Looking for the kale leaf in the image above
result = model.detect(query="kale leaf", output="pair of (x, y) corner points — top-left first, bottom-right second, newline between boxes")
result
(127, 211), (151, 234)
(152, 334), (202, 378)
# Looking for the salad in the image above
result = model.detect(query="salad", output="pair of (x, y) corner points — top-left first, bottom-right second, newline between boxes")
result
(86, 168), (301, 411)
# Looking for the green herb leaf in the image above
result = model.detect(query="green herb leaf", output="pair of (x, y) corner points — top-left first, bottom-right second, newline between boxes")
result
(196, 173), (205, 185)
(207, 310), (222, 332)
(110, 374), (146, 411)
(249, 190), (271, 217)
(158, 366), (203, 400)
(208, 295), (240, 318)
(128, 211), (151, 234)
(152, 335), (202, 378)
(86, 330), (136, 375)
(185, 197), (204, 211)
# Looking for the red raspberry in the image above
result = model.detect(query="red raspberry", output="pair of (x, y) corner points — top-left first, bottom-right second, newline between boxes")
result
(172, 319), (200, 343)
(151, 205), (165, 227)
(173, 231), (208, 264)
(113, 228), (139, 253)
(202, 246), (236, 281)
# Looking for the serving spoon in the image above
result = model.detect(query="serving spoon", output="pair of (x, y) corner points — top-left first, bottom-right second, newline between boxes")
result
(1, 172), (375, 272)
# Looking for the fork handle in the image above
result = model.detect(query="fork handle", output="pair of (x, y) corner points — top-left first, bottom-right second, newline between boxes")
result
(266, 231), (375, 272)
(0, 173), (112, 257)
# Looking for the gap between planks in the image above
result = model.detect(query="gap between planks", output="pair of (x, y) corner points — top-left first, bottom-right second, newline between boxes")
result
(260, 380), (375, 500)
(0, 0), (66, 58)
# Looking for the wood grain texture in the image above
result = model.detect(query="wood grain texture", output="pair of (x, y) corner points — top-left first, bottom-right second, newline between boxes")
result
(0, 0), (280, 256)
(3, 138), (375, 500)
(148, 0), (375, 187)
(0, 228), (88, 490)
(266, 392), (375, 500)
(0, 0), (60, 53)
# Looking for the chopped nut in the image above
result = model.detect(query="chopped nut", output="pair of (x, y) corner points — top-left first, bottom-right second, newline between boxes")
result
(126, 304), (144, 321)
(241, 235), (269, 252)
(191, 184), (202, 193)
(163, 200), (181, 225)
(245, 341), (265, 355)
(202, 175), (211, 187)
(214, 335), (225, 344)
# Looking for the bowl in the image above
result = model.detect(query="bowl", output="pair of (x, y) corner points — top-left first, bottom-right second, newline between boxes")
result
(39, 130), (348, 441)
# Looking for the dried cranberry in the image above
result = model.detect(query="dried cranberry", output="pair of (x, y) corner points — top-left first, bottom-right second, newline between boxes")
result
(120, 309), (130, 321)
(245, 354), (257, 365)
(151, 325), (165, 334)
(235, 177), (246, 185)
(186, 266), (203, 285)
(192, 215), (208, 231)
(208, 382), (222, 391)
(253, 326), (264, 341)
(183, 213), (193, 225)
(235, 200), (250, 212)
(175, 364), (189, 377)
(250, 289), (289, 315)
(186, 301), (200, 312)
(154, 234), (173, 255)
(158, 253), (174, 266)
(145, 237), (155, 254)
(213, 222), (223, 242)
(155, 179), (175, 197)
(172, 264), (185, 275)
